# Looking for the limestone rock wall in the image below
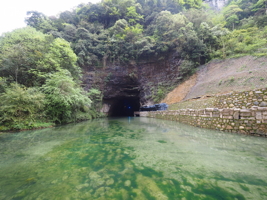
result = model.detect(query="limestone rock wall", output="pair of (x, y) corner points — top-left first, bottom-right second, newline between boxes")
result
(82, 52), (183, 105)
(204, 0), (228, 10)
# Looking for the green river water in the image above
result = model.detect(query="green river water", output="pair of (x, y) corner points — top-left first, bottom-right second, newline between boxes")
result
(0, 117), (267, 200)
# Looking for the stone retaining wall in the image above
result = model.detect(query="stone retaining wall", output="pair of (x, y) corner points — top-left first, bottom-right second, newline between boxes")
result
(143, 106), (267, 136)
(214, 88), (267, 109)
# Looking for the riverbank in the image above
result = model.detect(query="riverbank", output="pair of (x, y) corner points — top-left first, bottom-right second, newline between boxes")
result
(0, 122), (55, 132)
(142, 87), (267, 136)
(141, 106), (267, 136)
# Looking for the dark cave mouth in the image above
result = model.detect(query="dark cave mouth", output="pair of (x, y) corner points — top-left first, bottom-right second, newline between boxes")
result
(106, 97), (140, 117)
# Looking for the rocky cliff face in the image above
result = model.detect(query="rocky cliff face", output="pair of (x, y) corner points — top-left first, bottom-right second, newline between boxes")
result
(204, 0), (228, 10)
(82, 52), (183, 116)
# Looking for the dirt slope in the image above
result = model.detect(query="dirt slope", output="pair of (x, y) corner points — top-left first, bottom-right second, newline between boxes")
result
(161, 74), (197, 104)
(161, 56), (267, 104)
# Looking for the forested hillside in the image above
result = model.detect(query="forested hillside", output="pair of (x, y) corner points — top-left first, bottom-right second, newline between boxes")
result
(24, 0), (267, 67)
(0, 0), (267, 130)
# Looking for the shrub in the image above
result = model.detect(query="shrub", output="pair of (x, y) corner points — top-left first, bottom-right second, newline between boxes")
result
(41, 70), (92, 123)
(0, 84), (45, 129)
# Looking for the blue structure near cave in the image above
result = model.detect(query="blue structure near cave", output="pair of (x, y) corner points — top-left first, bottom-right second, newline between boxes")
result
(140, 103), (168, 111)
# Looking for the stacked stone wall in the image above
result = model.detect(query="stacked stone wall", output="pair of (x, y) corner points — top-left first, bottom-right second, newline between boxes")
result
(146, 107), (267, 136)
(214, 88), (267, 109)
(140, 88), (267, 136)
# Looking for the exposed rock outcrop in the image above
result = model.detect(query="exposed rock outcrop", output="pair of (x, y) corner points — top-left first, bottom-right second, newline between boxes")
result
(82, 52), (183, 115)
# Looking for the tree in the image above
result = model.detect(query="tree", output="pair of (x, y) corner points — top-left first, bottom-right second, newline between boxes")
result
(145, 11), (186, 55)
(198, 22), (218, 56)
(210, 24), (230, 58)
(252, 0), (267, 15)
(59, 11), (79, 26)
(0, 77), (7, 93)
(62, 24), (77, 42)
(177, 0), (203, 9)
(223, 5), (243, 30)
(178, 22), (207, 64)
(41, 70), (92, 123)
(126, 6), (144, 25)
(0, 27), (49, 86)
(40, 38), (81, 80)
(0, 27), (80, 87)
(25, 11), (47, 29)
(25, 11), (56, 33)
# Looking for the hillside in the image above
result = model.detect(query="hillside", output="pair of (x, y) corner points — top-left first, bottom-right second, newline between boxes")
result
(1, 0), (267, 129)
(162, 55), (267, 105)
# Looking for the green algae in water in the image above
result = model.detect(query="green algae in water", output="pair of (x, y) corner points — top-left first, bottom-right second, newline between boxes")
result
(239, 184), (250, 192)
(0, 117), (267, 199)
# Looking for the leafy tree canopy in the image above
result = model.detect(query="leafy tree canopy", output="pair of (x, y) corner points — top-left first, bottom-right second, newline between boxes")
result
(23, 0), (267, 68)
(0, 27), (80, 87)
(41, 70), (92, 124)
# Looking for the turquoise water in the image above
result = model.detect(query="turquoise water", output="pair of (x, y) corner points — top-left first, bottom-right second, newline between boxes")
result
(0, 117), (267, 200)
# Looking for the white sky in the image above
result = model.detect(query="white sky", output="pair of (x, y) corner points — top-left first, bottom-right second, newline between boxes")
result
(0, 0), (101, 36)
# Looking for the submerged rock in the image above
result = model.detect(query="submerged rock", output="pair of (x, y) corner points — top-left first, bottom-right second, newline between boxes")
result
(106, 178), (114, 186)
(124, 180), (131, 187)
(116, 149), (122, 153)
(94, 187), (105, 197)
(62, 175), (68, 180)
(76, 183), (89, 190)
(51, 180), (58, 184)
(89, 171), (100, 179)
(88, 171), (105, 188)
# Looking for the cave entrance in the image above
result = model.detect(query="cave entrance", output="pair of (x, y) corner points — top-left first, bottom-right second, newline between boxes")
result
(107, 97), (140, 117)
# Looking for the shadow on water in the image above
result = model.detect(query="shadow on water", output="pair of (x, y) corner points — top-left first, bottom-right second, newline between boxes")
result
(0, 117), (267, 199)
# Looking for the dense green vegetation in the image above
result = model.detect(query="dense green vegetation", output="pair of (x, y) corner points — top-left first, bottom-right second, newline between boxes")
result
(0, 28), (101, 130)
(23, 0), (267, 65)
(0, 0), (267, 130)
